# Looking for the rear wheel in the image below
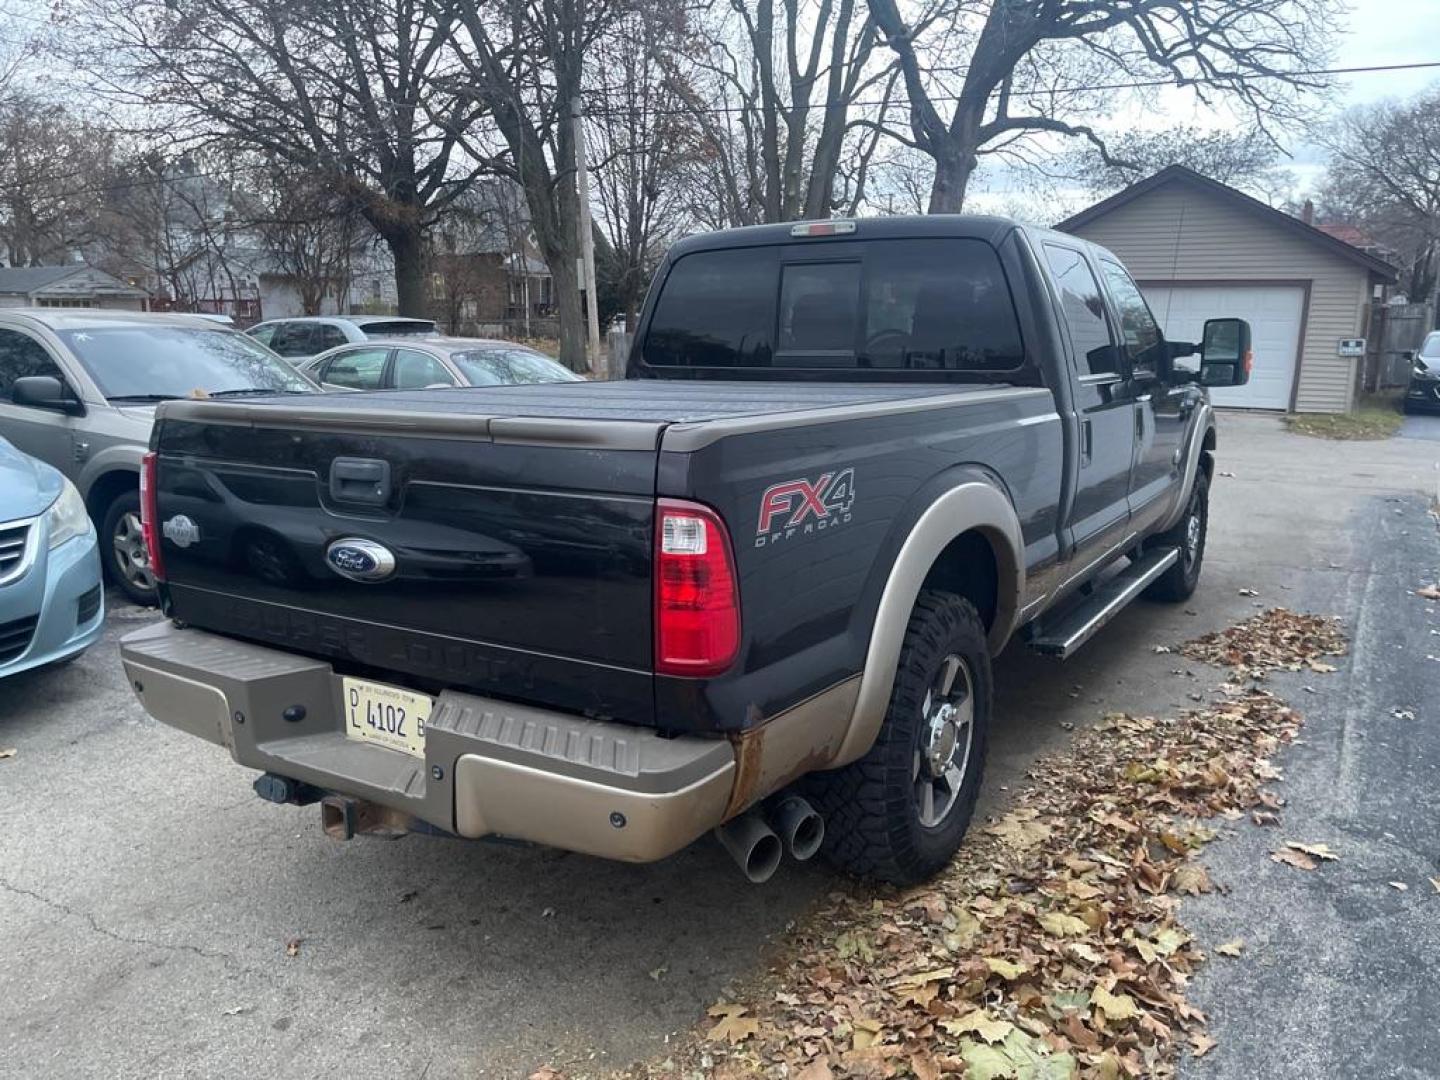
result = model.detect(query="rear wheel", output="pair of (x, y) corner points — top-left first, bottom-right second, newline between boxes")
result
(806, 590), (991, 885)
(100, 490), (158, 606)
(1144, 471), (1209, 602)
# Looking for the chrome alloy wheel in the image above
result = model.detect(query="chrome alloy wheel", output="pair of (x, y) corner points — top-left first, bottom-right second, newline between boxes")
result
(913, 653), (975, 828)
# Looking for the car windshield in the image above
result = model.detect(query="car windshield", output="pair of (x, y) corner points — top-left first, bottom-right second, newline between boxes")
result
(451, 348), (581, 385)
(56, 326), (316, 399)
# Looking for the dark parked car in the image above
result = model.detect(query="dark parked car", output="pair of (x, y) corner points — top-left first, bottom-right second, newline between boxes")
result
(298, 338), (581, 391)
(247, 316), (439, 361)
(122, 216), (1251, 885)
(0, 310), (317, 605)
(1405, 332), (1440, 414)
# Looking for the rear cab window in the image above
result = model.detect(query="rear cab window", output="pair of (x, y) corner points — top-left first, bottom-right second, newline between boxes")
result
(640, 238), (1026, 377)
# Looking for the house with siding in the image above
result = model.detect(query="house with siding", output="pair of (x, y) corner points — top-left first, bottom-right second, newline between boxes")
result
(1058, 165), (1397, 413)
(0, 266), (150, 311)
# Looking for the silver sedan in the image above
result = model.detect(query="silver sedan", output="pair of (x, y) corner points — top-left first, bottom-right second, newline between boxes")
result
(298, 338), (583, 392)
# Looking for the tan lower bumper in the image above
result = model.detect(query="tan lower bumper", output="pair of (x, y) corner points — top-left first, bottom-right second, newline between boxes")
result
(120, 621), (855, 862)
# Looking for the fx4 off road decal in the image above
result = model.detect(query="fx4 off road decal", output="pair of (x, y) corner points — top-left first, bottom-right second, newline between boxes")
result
(755, 468), (855, 547)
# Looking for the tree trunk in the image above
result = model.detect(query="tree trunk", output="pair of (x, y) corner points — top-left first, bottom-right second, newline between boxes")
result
(385, 226), (427, 316)
(549, 253), (589, 373)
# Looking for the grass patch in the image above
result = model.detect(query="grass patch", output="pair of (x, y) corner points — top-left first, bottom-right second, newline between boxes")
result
(1285, 394), (1403, 441)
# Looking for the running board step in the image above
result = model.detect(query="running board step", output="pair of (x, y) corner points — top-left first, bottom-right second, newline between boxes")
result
(1029, 547), (1180, 659)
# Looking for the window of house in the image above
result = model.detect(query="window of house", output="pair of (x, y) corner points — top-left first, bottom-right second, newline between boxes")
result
(1098, 259), (1165, 374)
(0, 329), (66, 400)
(1044, 244), (1119, 376)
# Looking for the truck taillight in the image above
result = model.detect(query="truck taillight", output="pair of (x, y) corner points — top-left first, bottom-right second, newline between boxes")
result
(655, 499), (740, 677)
(140, 451), (166, 582)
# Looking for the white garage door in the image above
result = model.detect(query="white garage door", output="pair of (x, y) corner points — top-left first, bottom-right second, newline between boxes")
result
(1142, 285), (1305, 410)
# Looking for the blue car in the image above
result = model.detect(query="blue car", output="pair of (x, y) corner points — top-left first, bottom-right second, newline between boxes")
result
(1, 436), (104, 676)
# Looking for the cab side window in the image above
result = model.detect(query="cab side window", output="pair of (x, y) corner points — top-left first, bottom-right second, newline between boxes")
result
(270, 323), (317, 357)
(1043, 245), (1118, 376)
(1098, 259), (1165, 375)
(390, 349), (456, 389)
(0, 329), (66, 402)
(316, 324), (350, 352)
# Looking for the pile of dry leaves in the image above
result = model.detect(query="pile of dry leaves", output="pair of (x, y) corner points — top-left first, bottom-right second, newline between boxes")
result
(569, 612), (1344, 1080)
(1179, 609), (1346, 680)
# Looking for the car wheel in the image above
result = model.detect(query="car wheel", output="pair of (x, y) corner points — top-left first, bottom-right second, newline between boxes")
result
(1144, 471), (1209, 602)
(805, 590), (991, 885)
(101, 490), (158, 606)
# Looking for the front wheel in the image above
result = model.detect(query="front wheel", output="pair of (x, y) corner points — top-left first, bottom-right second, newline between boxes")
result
(101, 490), (158, 606)
(1144, 471), (1209, 602)
(806, 590), (992, 885)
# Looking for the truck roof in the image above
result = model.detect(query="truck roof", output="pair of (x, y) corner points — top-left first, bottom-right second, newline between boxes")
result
(667, 214), (1024, 258)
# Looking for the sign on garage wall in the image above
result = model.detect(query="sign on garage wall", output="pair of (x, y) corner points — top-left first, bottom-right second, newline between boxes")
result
(1337, 338), (1366, 357)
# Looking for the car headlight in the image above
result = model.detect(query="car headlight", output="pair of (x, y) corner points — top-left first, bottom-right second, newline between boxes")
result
(45, 478), (92, 550)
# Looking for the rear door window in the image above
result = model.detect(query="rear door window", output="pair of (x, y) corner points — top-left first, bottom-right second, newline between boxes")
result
(270, 323), (317, 357)
(642, 238), (1024, 373)
(390, 349), (456, 389)
(319, 347), (389, 390)
(1044, 245), (1119, 376)
(316, 324), (350, 352)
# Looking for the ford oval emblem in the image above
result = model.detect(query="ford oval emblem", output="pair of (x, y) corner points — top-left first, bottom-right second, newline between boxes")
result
(325, 538), (397, 582)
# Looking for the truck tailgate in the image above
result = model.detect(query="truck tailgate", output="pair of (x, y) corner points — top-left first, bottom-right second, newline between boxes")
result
(152, 398), (660, 723)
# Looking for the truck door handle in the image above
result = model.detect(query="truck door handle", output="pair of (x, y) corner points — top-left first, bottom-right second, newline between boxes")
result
(329, 457), (392, 506)
(1081, 418), (1093, 465)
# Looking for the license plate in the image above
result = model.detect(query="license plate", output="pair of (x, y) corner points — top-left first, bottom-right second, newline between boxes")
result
(341, 677), (432, 758)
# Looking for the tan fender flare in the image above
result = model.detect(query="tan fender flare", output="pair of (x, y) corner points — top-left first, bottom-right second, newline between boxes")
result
(830, 482), (1025, 768)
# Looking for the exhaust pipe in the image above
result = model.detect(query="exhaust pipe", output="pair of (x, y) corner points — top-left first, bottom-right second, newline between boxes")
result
(767, 795), (824, 861)
(715, 811), (783, 884)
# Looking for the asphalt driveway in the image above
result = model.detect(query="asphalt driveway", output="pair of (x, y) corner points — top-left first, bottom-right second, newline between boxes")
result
(1, 412), (1436, 1079)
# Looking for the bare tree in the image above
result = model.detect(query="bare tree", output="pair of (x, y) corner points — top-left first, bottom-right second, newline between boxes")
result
(588, 6), (694, 327)
(0, 94), (115, 265)
(1319, 88), (1440, 304)
(868, 0), (1337, 212)
(247, 165), (362, 316)
(443, 0), (628, 371)
(1069, 126), (1285, 197)
(62, 0), (483, 314)
(666, 0), (891, 226)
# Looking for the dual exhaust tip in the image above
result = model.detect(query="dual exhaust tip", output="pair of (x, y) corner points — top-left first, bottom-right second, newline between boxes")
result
(715, 794), (824, 883)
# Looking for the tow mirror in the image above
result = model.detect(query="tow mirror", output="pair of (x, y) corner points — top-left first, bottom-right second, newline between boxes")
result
(11, 375), (84, 415)
(1199, 318), (1252, 388)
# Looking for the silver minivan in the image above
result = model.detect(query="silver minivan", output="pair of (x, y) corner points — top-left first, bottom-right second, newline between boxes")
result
(0, 310), (316, 605)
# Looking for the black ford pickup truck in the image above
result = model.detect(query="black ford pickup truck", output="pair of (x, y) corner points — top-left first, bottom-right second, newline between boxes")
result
(121, 216), (1250, 884)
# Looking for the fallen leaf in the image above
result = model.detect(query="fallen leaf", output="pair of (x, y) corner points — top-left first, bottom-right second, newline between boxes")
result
(221, 1004), (253, 1016)
(942, 1010), (1015, 1044)
(1191, 1032), (1218, 1057)
(1286, 842), (1339, 861)
(0, 748), (15, 760)
(528, 1068), (566, 1080)
(984, 957), (1030, 980)
(1216, 939), (1245, 957)
(989, 811), (1052, 850)
(1430, 877), (1440, 894)
(1238, 587), (1259, 597)
(794, 1061), (834, 1080)
(1388, 881), (1408, 892)
(1037, 911), (1090, 938)
(1271, 847), (1318, 871)
(959, 1039), (1016, 1080)
(1171, 863), (1213, 895)
(1306, 661), (1337, 673)
(908, 1053), (941, 1080)
(850, 1017), (883, 1050)
(648, 964), (668, 981)
(1151, 926), (1190, 956)
(1418, 585), (1440, 600)
(705, 1003), (759, 1044)
(1091, 985), (1138, 1022)
(285, 938), (302, 957)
